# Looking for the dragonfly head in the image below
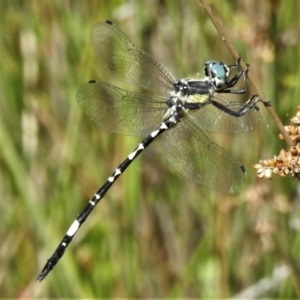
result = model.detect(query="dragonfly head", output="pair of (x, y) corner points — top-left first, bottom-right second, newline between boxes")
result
(204, 61), (230, 90)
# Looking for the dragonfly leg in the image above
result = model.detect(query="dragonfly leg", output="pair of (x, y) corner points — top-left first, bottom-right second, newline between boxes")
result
(211, 94), (262, 117)
(218, 56), (249, 94)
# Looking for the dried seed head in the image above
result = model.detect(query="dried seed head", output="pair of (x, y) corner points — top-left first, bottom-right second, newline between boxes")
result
(254, 107), (300, 181)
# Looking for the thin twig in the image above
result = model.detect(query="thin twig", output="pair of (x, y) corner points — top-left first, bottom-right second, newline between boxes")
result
(199, 0), (293, 147)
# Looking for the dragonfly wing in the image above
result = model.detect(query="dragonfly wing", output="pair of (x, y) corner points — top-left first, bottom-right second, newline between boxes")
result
(91, 21), (175, 93)
(77, 81), (166, 137)
(163, 114), (246, 193)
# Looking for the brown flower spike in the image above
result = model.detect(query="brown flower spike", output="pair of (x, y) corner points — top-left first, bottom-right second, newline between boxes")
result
(253, 106), (300, 181)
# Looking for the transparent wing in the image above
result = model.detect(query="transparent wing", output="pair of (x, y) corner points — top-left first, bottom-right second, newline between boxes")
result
(91, 21), (175, 93)
(76, 81), (166, 137)
(163, 115), (246, 193)
(187, 93), (260, 133)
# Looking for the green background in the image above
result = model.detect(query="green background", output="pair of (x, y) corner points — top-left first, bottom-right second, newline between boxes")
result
(1, 0), (300, 298)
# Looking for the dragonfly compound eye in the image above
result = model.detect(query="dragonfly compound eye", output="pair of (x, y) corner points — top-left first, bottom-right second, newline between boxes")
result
(210, 62), (228, 89)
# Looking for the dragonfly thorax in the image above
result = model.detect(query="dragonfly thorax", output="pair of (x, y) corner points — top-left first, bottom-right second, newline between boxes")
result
(173, 79), (211, 96)
(173, 79), (191, 94)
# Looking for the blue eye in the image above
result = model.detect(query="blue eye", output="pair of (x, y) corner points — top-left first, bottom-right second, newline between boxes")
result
(211, 63), (226, 80)
(204, 61), (230, 89)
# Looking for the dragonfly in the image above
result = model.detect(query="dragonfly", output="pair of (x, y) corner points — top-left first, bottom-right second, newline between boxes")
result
(37, 20), (261, 281)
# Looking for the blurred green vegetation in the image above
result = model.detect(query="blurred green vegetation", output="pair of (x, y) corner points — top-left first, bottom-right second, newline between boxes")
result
(1, 0), (300, 298)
